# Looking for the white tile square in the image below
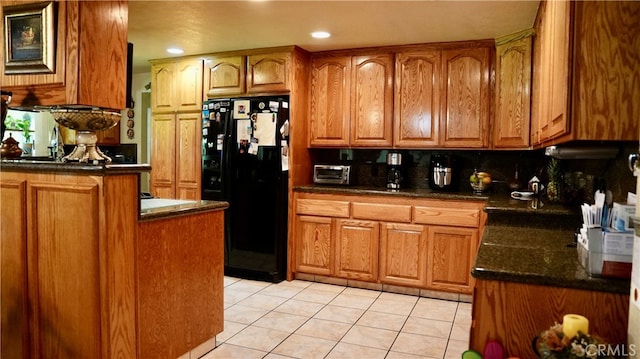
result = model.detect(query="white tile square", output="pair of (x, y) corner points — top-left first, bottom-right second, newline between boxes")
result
(326, 342), (388, 359)
(252, 311), (308, 333)
(225, 326), (290, 352)
(224, 304), (269, 325)
(274, 298), (325, 317)
(390, 332), (447, 357)
(308, 282), (347, 293)
(295, 318), (352, 341)
(410, 297), (457, 322)
(343, 286), (381, 298)
(200, 343), (266, 359)
(356, 311), (408, 331)
(292, 288), (340, 304)
(226, 279), (271, 293)
(216, 320), (247, 344)
(330, 292), (376, 310)
(341, 325), (398, 350)
(314, 305), (365, 324)
(401, 316), (452, 339)
(272, 333), (337, 359)
(224, 288), (253, 305)
(369, 298), (416, 316)
(237, 293), (288, 311)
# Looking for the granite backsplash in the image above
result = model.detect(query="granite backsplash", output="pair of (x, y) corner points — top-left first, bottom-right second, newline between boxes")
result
(309, 142), (638, 206)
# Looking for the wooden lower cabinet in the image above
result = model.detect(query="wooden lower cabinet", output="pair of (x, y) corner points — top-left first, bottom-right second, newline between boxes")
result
(335, 219), (379, 281)
(292, 192), (484, 293)
(294, 215), (334, 276)
(379, 223), (428, 287)
(427, 226), (478, 294)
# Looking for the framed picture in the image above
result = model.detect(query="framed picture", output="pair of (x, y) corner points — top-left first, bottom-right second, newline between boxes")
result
(3, 1), (55, 74)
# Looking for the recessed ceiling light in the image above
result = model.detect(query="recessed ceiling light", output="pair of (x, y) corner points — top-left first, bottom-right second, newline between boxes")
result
(311, 31), (331, 39)
(166, 47), (184, 54)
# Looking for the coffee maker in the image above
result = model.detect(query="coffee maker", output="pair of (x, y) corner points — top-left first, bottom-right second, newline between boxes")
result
(429, 154), (455, 191)
(386, 152), (403, 190)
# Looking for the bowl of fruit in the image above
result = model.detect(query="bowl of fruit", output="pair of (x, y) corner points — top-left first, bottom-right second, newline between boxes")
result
(470, 170), (492, 194)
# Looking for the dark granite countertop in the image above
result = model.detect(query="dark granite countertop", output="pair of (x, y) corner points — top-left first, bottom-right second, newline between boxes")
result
(139, 199), (229, 221)
(472, 225), (630, 294)
(1, 159), (151, 175)
(293, 185), (489, 201)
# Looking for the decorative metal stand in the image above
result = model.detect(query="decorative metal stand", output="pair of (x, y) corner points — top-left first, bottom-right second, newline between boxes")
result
(51, 108), (121, 164)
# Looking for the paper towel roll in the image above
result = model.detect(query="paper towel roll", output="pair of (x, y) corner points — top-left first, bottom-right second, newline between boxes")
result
(563, 314), (589, 338)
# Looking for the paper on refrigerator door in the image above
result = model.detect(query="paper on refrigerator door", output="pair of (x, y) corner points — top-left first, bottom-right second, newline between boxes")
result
(281, 140), (289, 171)
(254, 112), (277, 146)
(236, 119), (252, 143)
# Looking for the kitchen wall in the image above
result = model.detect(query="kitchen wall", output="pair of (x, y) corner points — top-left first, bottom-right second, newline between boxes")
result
(123, 72), (151, 191)
(311, 142), (638, 206)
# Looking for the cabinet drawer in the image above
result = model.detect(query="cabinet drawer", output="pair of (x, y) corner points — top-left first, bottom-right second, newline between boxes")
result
(296, 199), (350, 218)
(413, 206), (479, 228)
(352, 202), (412, 223)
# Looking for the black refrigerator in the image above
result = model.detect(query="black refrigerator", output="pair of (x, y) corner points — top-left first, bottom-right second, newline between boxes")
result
(201, 96), (289, 282)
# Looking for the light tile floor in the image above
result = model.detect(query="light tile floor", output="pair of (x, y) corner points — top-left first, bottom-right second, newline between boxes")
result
(202, 277), (471, 359)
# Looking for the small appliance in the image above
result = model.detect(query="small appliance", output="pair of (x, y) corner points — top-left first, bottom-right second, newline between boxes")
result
(429, 154), (455, 191)
(313, 165), (353, 185)
(386, 152), (403, 190)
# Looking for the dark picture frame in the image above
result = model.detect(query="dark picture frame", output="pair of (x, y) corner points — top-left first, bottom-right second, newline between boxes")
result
(3, 1), (55, 74)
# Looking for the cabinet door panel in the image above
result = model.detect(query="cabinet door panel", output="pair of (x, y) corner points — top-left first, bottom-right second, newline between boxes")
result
(151, 63), (176, 113)
(494, 35), (532, 148)
(150, 114), (176, 198)
(176, 59), (204, 112)
(204, 55), (245, 97)
(309, 56), (351, 147)
(394, 50), (440, 147)
(427, 226), (478, 293)
(441, 48), (490, 148)
(247, 52), (291, 93)
(336, 219), (379, 281)
(28, 182), (102, 357)
(0, 180), (27, 359)
(351, 54), (394, 147)
(295, 216), (334, 275)
(176, 112), (202, 200)
(379, 223), (427, 287)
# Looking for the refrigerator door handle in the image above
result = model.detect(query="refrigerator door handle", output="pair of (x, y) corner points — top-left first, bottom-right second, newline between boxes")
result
(629, 153), (639, 175)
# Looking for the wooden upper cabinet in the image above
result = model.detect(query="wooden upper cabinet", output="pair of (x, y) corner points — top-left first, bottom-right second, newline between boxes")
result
(203, 55), (246, 98)
(151, 58), (203, 113)
(309, 56), (351, 147)
(1, 1), (128, 109)
(350, 54), (394, 147)
(441, 47), (491, 148)
(247, 52), (292, 93)
(494, 33), (533, 149)
(394, 50), (441, 147)
(534, 0), (571, 143)
(571, 1), (639, 141)
(531, 1), (638, 146)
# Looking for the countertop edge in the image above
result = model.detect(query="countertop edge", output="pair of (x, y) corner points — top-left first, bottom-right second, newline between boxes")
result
(1, 160), (151, 174)
(139, 200), (229, 221)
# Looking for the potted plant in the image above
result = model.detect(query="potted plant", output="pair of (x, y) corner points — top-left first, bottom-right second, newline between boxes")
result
(4, 113), (32, 155)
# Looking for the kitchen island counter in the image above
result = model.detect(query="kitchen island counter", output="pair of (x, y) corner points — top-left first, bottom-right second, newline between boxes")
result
(0, 162), (225, 359)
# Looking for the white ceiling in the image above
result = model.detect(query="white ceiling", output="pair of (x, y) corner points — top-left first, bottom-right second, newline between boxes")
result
(128, 0), (540, 74)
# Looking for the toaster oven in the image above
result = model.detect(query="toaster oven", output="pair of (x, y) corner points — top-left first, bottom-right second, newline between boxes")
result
(313, 165), (353, 185)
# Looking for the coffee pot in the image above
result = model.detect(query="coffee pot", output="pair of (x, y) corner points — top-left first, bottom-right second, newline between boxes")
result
(386, 152), (403, 190)
(429, 154), (455, 191)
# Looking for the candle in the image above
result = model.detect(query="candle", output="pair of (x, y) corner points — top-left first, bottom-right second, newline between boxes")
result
(562, 314), (589, 338)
